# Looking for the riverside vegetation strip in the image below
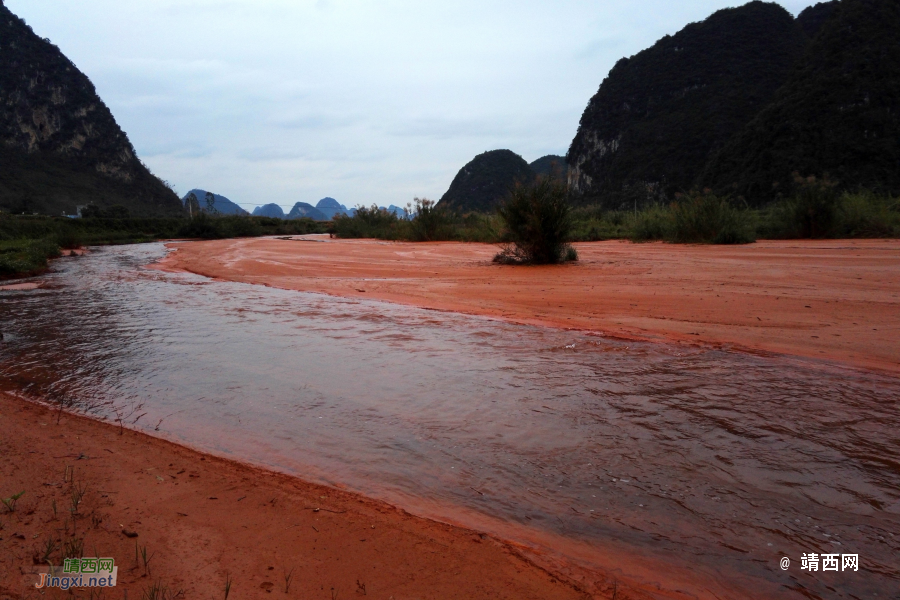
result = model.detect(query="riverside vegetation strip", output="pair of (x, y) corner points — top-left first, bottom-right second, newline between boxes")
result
(0, 213), (327, 279)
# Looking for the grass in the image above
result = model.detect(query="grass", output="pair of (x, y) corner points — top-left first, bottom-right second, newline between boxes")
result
(143, 580), (181, 600)
(70, 482), (87, 514)
(62, 535), (85, 560)
(283, 566), (295, 593)
(224, 571), (233, 600)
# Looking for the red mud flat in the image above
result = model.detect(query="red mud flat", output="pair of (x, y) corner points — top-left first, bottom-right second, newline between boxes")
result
(1, 392), (625, 600)
(156, 236), (900, 374)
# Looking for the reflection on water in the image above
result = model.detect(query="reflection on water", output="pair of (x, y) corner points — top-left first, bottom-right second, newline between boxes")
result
(1, 244), (898, 598)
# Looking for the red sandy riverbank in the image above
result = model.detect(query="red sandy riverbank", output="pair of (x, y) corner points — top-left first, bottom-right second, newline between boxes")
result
(1, 392), (620, 600)
(156, 236), (900, 374)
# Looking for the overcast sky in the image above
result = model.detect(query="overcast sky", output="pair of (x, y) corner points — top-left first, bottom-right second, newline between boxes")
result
(8, 0), (819, 211)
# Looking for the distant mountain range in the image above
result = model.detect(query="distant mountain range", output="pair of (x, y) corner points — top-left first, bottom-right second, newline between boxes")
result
(5, 0), (895, 218)
(0, 1), (183, 217)
(182, 194), (355, 221)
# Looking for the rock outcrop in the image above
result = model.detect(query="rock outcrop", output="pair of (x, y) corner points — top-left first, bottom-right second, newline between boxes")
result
(566, 1), (807, 208)
(0, 1), (183, 216)
(703, 0), (900, 203)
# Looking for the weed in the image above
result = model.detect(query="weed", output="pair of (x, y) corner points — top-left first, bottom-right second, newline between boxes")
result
(52, 499), (58, 520)
(140, 544), (155, 576)
(142, 580), (179, 600)
(39, 536), (58, 564)
(224, 571), (233, 600)
(62, 536), (84, 560)
(283, 566), (295, 593)
(1, 491), (25, 513)
(70, 482), (87, 514)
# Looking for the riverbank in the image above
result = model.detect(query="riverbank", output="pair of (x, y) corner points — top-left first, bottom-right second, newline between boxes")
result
(0, 391), (600, 600)
(156, 236), (900, 374)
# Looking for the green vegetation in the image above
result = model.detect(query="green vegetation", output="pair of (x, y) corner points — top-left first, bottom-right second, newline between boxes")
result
(704, 0), (900, 204)
(493, 179), (577, 264)
(567, 1), (808, 207)
(0, 213), (326, 279)
(436, 150), (536, 213)
(334, 186), (898, 247)
(567, 0), (900, 209)
(332, 202), (500, 243)
(0, 3), (184, 217)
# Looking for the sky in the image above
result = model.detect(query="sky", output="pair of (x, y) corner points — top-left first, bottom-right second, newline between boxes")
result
(7, 0), (820, 212)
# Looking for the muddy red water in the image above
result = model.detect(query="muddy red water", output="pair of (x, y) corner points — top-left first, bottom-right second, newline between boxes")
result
(1, 244), (897, 599)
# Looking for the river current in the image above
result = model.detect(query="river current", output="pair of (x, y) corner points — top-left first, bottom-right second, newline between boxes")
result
(1, 243), (897, 598)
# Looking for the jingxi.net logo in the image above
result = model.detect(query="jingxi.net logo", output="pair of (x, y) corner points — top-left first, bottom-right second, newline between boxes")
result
(35, 558), (118, 590)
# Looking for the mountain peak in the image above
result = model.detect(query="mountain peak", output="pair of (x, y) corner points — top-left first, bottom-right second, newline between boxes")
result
(0, 2), (182, 216)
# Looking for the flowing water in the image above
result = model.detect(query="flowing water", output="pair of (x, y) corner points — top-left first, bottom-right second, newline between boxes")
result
(1, 244), (898, 598)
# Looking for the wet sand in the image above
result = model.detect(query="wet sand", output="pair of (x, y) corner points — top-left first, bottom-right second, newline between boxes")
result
(0, 392), (604, 600)
(158, 236), (900, 374)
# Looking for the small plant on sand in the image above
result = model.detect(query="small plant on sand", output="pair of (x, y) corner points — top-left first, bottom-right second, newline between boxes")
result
(70, 482), (87, 514)
(139, 544), (155, 576)
(39, 536), (59, 564)
(142, 580), (183, 600)
(62, 535), (85, 560)
(494, 179), (577, 265)
(1, 491), (24, 513)
(224, 571), (234, 600)
(283, 566), (295, 593)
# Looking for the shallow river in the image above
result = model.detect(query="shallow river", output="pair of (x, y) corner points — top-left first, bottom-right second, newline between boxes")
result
(1, 244), (898, 598)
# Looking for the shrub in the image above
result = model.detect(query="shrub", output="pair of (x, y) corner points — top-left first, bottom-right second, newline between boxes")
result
(408, 198), (457, 241)
(333, 206), (404, 239)
(772, 176), (840, 238)
(493, 179), (576, 264)
(668, 191), (755, 244)
(837, 191), (900, 238)
(629, 205), (670, 241)
(0, 238), (61, 278)
(176, 213), (222, 239)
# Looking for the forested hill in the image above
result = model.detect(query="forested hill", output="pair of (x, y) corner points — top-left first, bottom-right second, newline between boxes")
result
(703, 0), (900, 203)
(436, 150), (536, 213)
(796, 1), (840, 38)
(0, 1), (183, 216)
(566, 1), (807, 209)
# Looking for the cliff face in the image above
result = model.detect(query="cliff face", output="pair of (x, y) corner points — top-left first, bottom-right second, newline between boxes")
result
(566, 1), (807, 208)
(703, 0), (900, 203)
(0, 2), (183, 216)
